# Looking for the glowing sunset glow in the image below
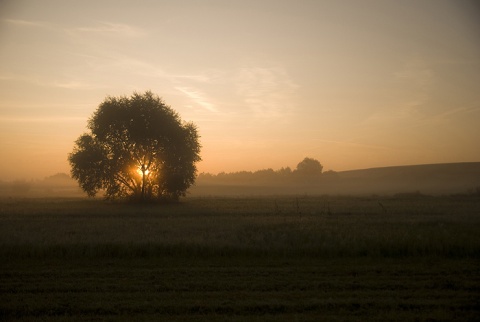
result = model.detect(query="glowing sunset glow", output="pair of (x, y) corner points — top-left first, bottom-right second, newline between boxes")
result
(136, 167), (149, 177)
(0, 1), (479, 180)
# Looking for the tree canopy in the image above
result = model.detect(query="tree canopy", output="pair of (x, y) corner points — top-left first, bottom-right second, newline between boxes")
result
(196, 157), (325, 185)
(68, 91), (201, 202)
(295, 157), (323, 177)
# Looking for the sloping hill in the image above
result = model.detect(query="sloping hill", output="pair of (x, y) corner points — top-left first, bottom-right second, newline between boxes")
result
(191, 162), (480, 196)
(334, 162), (480, 195)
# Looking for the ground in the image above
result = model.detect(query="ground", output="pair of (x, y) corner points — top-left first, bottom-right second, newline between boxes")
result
(1, 195), (479, 321)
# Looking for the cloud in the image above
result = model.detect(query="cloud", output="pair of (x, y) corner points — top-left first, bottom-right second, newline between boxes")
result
(175, 87), (218, 113)
(364, 57), (436, 125)
(0, 72), (106, 91)
(430, 104), (480, 123)
(0, 73), (49, 87)
(3, 18), (48, 27)
(52, 80), (103, 90)
(0, 116), (87, 123)
(104, 54), (167, 77)
(394, 65), (434, 89)
(393, 58), (435, 116)
(173, 74), (212, 83)
(234, 66), (298, 121)
(313, 138), (394, 152)
(74, 22), (146, 37)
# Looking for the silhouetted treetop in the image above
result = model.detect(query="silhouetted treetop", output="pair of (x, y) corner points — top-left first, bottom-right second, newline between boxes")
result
(197, 157), (326, 186)
(69, 91), (201, 202)
(296, 157), (323, 177)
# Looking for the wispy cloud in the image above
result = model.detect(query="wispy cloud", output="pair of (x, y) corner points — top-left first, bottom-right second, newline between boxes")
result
(5, 19), (146, 40)
(3, 18), (48, 27)
(73, 51), (220, 86)
(73, 22), (147, 37)
(393, 57), (435, 117)
(313, 138), (394, 151)
(430, 104), (480, 123)
(4, 17), (219, 97)
(364, 57), (436, 125)
(175, 87), (218, 113)
(102, 54), (167, 77)
(0, 73), (106, 91)
(234, 66), (298, 122)
(0, 73), (50, 87)
(0, 116), (87, 123)
(173, 74), (212, 83)
(52, 80), (104, 90)
(394, 65), (434, 89)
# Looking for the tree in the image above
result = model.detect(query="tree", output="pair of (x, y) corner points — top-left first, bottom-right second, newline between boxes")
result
(68, 91), (201, 202)
(295, 157), (323, 177)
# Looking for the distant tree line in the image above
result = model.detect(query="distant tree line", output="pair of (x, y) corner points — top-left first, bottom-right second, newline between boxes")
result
(0, 173), (83, 197)
(197, 157), (338, 186)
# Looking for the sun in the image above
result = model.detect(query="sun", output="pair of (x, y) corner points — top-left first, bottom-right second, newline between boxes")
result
(136, 166), (149, 176)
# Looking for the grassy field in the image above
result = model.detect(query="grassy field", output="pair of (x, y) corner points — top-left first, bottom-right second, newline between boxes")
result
(1, 195), (479, 321)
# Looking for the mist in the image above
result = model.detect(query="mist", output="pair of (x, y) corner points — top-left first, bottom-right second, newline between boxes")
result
(4, 161), (477, 199)
(190, 162), (480, 197)
(0, 173), (83, 198)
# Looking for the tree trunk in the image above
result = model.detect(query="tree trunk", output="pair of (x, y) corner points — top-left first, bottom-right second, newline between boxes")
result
(141, 170), (146, 200)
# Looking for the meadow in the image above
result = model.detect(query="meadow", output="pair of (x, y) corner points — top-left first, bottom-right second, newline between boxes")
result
(1, 195), (479, 321)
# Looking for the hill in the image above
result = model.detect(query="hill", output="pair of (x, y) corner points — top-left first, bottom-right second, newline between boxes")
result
(333, 162), (480, 195)
(191, 162), (480, 196)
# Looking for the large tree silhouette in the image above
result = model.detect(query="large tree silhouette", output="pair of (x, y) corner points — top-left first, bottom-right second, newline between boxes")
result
(68, 91), (201, 202)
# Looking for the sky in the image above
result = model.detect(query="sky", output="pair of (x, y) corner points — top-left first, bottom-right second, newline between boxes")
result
(0, 0), (479, 181)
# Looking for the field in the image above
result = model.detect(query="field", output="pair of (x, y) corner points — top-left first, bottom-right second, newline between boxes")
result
(1, 195), (479, 321)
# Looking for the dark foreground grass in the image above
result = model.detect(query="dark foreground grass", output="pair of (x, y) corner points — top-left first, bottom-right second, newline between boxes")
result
(1, 195), (479, 321)
(2, 257), (479, 321)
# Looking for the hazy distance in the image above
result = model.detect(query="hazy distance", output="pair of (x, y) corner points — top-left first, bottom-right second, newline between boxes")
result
(1, 0), (479, 181)
(2, 162), (479, 198)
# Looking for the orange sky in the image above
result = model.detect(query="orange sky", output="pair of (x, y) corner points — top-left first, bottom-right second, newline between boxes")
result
(1, 0), (480, 180)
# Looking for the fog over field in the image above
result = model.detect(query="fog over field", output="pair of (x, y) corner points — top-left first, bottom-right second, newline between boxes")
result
(193, 162), (480, 196)
(2, 162), (479, 198)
